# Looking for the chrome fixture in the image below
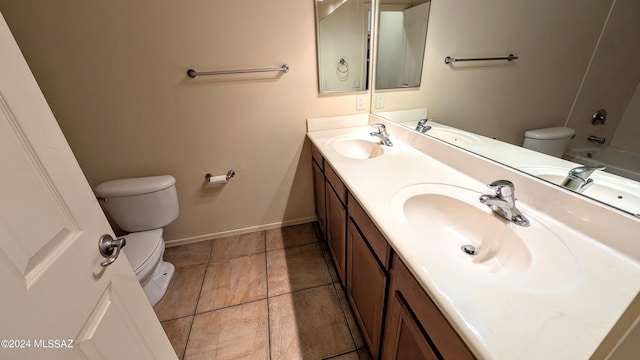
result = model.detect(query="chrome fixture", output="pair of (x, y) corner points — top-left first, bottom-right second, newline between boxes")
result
(370, 123), (393, 147)
(461, 244), (478, 256)
(187, 64), (289, 78)
(444, 53), (518, 64)
(587, 135), (606, 144)
(415, 118), (432, 133)
(479, 180), (530, 226)
(98, 234), (126, 267)
(592, 109), (607, 125)
(561, 165), (605, 193)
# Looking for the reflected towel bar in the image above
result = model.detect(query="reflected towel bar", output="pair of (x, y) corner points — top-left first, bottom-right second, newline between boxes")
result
(444, 54), (518, 64)
(187, 64), (290, 78)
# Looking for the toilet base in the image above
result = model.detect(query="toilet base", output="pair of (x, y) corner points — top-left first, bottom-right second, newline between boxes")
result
(143, 261), (175, 306)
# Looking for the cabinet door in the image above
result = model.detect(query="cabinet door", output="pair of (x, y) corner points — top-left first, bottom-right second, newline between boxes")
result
(383, 292), (439, 360)
(312, 159), (326, 238)
(383, 258), (476, 360)
(347, 220), (387, 359)
(326, 183), (347, 285)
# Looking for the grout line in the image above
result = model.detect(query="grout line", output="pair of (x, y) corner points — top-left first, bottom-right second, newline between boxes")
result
(323, 350), (360, 359)
(262, 231), (273, 360)
(182, 254), (211, 358)
(268, 281), (337, 300)
(314, 221), (361, 355)
(329, 276), (361, 354)
(191, 297), (268, 317)
(265, 239), (320, 254)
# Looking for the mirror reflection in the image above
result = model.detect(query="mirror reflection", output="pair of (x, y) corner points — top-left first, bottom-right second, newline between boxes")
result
(315, 0), (371, 94)
(372, 0), (640, 217)
(375, 0), (430, 89)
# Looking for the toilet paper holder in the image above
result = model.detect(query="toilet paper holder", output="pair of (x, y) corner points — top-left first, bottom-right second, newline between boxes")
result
(205, 170), (236, 182)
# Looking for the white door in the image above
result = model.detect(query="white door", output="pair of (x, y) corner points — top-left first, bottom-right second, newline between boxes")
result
(0, 13), (176, 360)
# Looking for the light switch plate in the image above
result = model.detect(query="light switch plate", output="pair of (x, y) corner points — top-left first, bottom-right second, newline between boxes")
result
(356, 94), (366, 110)
(375, 93), (385, 109)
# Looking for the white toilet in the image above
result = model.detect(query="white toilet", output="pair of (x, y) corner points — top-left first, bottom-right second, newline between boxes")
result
(522, 127), (575, 158)
(94, 175), (178, 306)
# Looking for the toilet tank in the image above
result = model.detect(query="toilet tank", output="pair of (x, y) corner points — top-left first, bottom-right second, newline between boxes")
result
(522, 127), (575, 158)
(94, 175), (179, 232)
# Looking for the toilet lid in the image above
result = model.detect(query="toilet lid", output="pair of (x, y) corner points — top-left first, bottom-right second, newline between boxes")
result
(122, 229), (163, 273)
(524, 127), (575, 140)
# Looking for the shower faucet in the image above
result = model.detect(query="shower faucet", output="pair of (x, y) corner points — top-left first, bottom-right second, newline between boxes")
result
(587, 135), (605, 144)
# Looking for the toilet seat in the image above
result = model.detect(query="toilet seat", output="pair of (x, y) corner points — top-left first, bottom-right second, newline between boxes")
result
(122, 229), (164, 284)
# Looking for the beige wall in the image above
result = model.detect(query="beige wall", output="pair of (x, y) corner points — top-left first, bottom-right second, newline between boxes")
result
(375, 0), (616, 145)
(0, 1), (368, 243)
(612, 83), (640, 152)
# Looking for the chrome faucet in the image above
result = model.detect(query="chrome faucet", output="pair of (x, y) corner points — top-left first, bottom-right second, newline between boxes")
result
(415, 118), (432, 133)
(561, 165), (605, 193)
(479, 180), (530, 226)
(587, 135), (606, 144)
(370, 123), (393, 146)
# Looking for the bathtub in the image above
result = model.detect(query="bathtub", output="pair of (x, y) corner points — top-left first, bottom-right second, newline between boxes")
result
(564, 147), (640, 182)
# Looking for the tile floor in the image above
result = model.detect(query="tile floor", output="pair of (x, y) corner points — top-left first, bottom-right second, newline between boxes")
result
(154, 223), (372, 360)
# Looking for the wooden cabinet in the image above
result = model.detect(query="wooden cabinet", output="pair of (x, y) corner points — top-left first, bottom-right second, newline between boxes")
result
(384, 291), (439, 360)
(311, 140), (348, 285)
(325, 163), (348, 286)
(347, 198), (390, 359)
(382, 258), (475, 360)
(311, 144), (326, 239)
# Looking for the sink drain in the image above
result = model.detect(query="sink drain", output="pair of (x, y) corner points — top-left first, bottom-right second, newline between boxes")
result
(461, 245), (478, 256)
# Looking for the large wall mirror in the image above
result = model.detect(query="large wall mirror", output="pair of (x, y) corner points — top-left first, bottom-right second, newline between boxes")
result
(371, 0), (640, 217)
(375, 0), (430, 90)
(315, 0), (372, 94)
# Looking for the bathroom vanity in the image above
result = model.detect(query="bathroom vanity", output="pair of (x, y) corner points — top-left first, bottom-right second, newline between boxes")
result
(313, 137), (464, 359)
(307, 115), (640, 359)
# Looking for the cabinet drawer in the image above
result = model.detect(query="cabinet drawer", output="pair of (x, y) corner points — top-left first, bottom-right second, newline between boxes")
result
(325, 163), (347, 204)
(348, 198), (391, 270)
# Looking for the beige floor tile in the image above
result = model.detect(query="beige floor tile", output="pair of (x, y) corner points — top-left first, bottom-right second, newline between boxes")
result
(320, 241), (340, 284)
(154, 265), (206, 321)
(164, 241), (212, 268)
(211, 231), (265, 261)
(196, 253), (267, 313)
(269, 285), (355, 360)
(185, 300), (269, 360)
(266, 223), (317, 251)
(333, 283), (365, 349)
(161, 316), (193, 359)
(267, 243), (332, 297)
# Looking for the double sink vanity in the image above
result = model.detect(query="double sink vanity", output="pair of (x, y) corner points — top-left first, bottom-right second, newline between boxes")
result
(307, 115), (640, 359)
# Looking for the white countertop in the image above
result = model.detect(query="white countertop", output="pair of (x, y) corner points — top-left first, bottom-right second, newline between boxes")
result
(307, 123), (640, 359)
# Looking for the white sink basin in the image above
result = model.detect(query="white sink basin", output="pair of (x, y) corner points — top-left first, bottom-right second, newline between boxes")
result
(519, 166), (640, 215)
(426, 127), (480, 147)
(403, 191), (532, 274)
(328, 136), (385, 159)
(390, 183), (579, 291)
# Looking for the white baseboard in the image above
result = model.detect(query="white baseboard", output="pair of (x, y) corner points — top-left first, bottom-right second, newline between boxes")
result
(164, 216), (318, 248)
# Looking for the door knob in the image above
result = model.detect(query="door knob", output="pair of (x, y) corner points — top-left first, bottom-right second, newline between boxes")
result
(98, 234), (126, 267)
